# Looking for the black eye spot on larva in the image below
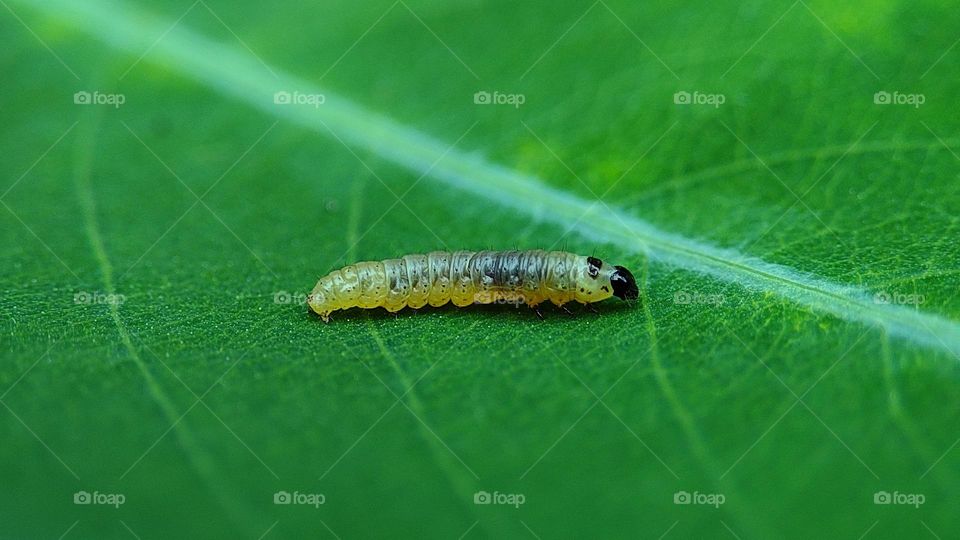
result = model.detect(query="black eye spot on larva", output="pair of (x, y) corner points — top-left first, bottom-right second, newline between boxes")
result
(610, 265), (638, 301)
(587, 257), (602, 278)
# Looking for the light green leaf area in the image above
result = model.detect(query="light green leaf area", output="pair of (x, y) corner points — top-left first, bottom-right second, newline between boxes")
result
(2, 0), (959, 538)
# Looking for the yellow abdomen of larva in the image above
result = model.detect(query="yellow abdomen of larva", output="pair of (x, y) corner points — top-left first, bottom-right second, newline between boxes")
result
(307, 250), (638, 322)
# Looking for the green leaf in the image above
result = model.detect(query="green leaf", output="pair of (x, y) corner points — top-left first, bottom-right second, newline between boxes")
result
(2, 0), (959, 537)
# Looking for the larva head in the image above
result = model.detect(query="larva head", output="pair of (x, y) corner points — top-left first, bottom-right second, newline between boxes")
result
(575, 256), (639, 303)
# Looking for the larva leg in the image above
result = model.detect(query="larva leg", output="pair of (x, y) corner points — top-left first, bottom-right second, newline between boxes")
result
(337, 265), (362, 307)
(543, 250), (578, 308)
(308, 274), (338, 323)
(356, 261), (388, 309)
(426, 251), (453, 307)
(519, 249), (557, 315)
(382, 257), (411, 313)
(404, 254), (431, 309)
(450, 251), (476, 307)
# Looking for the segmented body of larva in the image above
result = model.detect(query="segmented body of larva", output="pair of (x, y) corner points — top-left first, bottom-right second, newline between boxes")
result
(307, 250), (638, 322)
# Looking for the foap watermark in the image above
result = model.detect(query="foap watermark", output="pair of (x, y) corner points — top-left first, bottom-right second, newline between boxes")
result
(473, 90), (525, 108)
(274, 291), (310, 305)
(473, 490), (525, 508)
(873, 291), (924, 305)
(274, 490), (325, 508)
(74, 91), (126, 108)
(673, 290), (724, 306)
(874, 490), (924, 508)
(74, 291), (125, 306)
(673, 90), (725, 108)
(473, 291), (528, 306)
(74, 490), (126, 508)
(274, 90), (326, 108)
(873, 91), (924, 108)
(674, 490), (725, 508)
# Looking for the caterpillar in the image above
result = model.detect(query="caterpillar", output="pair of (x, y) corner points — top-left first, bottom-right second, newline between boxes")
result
(307, 250), (638, 322)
